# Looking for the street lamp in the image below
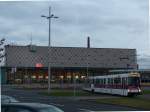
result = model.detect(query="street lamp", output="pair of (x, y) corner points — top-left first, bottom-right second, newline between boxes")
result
(73, 74), (79, 97)
(41, 6), (59, 93)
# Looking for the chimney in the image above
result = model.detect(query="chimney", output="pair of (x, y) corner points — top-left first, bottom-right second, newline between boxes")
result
(87, 36), (90, 48)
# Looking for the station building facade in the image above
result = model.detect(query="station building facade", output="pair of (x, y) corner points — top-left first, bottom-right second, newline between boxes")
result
(1, 45), (137, 84)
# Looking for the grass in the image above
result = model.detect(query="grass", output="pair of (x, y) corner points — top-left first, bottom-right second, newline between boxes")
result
(22, 87), (150, 110)
(142, 90), (150, 94)
(39, 89), (150, 95)
(96, 97), (150, 110)
(39, 89), (94, 97)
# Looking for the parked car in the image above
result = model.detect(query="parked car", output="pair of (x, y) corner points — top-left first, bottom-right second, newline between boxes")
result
(2, 102), (64, 112)
(1, 95), (19, 104)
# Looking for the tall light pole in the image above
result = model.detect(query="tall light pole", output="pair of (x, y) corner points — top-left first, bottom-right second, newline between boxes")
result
(86, 37), (90, 78)
(41, 6), (58, 93)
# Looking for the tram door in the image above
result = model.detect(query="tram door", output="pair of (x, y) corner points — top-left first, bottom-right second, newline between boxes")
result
(122, 77), (126, 96)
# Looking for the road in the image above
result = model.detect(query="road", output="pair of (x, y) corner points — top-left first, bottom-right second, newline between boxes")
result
(1, 85), (141, 112)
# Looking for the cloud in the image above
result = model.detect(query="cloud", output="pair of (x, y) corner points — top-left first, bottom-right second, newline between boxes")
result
(0, 0), (149, 68)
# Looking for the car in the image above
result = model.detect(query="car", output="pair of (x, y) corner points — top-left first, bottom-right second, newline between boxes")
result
(1, 95), (19, 104)
(2, 102), (64, 112)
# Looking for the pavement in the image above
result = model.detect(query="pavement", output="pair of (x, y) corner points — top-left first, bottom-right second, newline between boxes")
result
(1, 85), (142, 112)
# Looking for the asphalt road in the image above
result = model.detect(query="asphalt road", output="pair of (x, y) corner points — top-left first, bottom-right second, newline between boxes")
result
(1, 85), (141, 112)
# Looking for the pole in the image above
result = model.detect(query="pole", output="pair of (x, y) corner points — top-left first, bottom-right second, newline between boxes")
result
(73, 73), (76, 97)
(48, 6), (51, 93)
(0, 66), (1, 84)
(86, 37), (89, 78)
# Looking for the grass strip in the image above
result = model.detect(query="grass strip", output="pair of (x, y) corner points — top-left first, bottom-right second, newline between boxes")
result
(142, 90), (150, 94)
(39, 90), (94, 96)
(96, 97), (150, 110)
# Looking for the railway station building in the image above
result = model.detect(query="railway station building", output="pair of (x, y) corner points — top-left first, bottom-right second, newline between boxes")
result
(1, 45), (138, 84)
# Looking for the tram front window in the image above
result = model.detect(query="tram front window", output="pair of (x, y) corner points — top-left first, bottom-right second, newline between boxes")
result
(128, 77), (140, 86)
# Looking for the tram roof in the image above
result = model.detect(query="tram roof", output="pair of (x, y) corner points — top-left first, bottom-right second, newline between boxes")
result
(89, 73), (140, 79)
(109, 69), (150, 73)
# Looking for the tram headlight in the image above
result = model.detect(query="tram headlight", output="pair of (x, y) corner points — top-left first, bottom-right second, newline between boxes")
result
(128, 89), (130, 92)
(139, 89), (141, 92)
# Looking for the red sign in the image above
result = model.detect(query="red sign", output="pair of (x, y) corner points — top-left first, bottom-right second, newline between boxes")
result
(36, 63), (43, 68)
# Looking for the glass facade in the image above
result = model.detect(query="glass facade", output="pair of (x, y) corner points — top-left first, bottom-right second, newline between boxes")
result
(6, 67), (102, 84)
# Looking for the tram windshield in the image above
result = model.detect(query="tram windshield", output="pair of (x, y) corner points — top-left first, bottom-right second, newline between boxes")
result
(128, 77), (140, 86)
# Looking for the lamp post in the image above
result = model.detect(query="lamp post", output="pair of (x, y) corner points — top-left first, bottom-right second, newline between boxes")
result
(73, 74), (79, 97)
(41, 6), (58, 93)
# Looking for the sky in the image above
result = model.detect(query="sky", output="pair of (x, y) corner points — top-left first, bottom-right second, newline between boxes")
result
(0, 0), (149, 68)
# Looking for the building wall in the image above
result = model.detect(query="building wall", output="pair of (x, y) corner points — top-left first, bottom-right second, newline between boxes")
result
(5, 45), (137, 69)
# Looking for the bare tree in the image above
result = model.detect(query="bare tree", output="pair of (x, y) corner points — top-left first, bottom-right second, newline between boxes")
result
(0, 38), (5, 64)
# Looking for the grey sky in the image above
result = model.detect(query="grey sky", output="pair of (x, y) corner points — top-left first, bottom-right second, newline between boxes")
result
(0, 0), (149, 68)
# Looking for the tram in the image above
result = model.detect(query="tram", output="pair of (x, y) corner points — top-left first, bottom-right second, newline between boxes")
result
(83, 72), (142, 96)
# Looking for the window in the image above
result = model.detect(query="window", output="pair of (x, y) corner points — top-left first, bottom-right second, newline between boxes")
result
(108, 78), (110, 84)
(110, 78), (113, 84)
(114, 78), (121, 84)
(104, 79), (106, 84)
(99, 79), (101, 84)
(128, 77), (140, 86)
(101, 79), (103, 84)
(95, 79), (99, 84)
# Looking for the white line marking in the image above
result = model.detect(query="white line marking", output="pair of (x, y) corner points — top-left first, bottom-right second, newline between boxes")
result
(49, 103), (64, 107)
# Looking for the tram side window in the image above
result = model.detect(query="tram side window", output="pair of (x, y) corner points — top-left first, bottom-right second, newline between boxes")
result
(122, 77), (124, 88)
(110, 78), (113, 85)
(101, 79), (103, 87)
(96, 79), (99, 84)
(110, 78), (112, 85)
(108, 78), (110, 85)
(122, 77), (127, 89)
(114, 78), (121, 84)
(114, 78), (117, 84)
(104, 79), (106, 88)
(100, 79), (102, 85)
(114, 78), (121, 88)
(104, 79), (106, 85)
(99, 79), (100, 85)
